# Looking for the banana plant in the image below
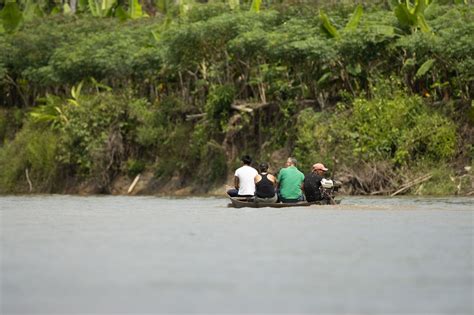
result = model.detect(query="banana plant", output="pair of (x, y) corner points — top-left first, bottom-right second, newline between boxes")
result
(0, 0), (23, 33)
(178, 0), (194, 17)
(155, 0), (173, 15)
(320, 4), (363, 39)
(393, 0), (432, 33)
(415, 58), (435, 78)
(228, 0), (240, 10)
(115, 0), (147, 20)
(87, 0), (116, 17)
(250, 0), (262, 13)
(30, 95), (70, 129)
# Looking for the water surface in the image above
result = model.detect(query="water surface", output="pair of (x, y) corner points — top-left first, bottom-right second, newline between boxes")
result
(1, 196), (473, 314)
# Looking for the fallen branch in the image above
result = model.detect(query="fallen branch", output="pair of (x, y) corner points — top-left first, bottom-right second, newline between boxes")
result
(390, 173), (432, 197)
(128, 174), (141, 194)
(185, 113), (207, 121)
(230, 104), (254, 113)
(370, 190), (392, 196)
(230, 102), (273, 113)
(25, 168), (33, 192)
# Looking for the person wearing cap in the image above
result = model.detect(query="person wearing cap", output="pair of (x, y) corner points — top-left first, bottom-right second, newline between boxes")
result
(227, 155), (258, 197)
(254, 162), (277, 203)
(303, 162), (328, 202)
(277, 157), (305, 203)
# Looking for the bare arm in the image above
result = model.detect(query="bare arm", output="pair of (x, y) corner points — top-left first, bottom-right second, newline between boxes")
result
(234, 176), (240, 189)
(268, 174), (277, 187)
(255, 174), (262, 184)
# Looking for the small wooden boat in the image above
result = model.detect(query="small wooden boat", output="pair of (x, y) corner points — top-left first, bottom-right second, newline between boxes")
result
(228, 197), (341, 208)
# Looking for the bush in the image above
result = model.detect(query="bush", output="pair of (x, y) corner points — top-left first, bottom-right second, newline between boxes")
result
(294, 90), (457, 170)
(0, 123), (58, 193)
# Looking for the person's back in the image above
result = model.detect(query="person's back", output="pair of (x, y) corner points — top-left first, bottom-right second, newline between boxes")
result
(256, 174), (275, 198)
(304, 172), (323, 202)
(304, 163), (328, 202)
(254, 162), (277, 203)
(235, 164), (258, 196)
(277, 157), (305, 203)
(227, 155), (258, 197)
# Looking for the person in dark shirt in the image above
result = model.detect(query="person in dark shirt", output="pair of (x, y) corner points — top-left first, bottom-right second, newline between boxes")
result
(303, 163), (328, 202)
(254, 162), (277, 203)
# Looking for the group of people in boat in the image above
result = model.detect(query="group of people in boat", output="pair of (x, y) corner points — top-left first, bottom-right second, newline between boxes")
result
(227, 155), (332, 203)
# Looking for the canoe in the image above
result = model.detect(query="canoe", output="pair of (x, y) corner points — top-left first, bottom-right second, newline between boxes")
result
(228, 197), (341, 208)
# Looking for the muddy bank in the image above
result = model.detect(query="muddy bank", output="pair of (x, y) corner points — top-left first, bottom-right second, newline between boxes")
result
(72, 167), (473, 197)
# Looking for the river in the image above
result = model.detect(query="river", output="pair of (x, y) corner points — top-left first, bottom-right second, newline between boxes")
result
(1, 196), (473, 314)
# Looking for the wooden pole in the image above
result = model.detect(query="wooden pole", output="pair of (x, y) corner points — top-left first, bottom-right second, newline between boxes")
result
(127, 174), (141, 194)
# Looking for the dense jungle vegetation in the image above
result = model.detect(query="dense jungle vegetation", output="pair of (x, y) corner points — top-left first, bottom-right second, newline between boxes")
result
(0, 0), (472, 195)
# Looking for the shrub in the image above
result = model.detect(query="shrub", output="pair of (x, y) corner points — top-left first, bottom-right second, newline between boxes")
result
(0, 123), (58, 193)
(294, 90), (457, 170)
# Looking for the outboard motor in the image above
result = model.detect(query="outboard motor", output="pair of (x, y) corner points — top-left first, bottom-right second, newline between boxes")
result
(319, 178), (340, 205)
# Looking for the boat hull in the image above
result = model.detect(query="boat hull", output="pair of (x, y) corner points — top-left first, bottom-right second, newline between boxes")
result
(228, 197), (341, 208)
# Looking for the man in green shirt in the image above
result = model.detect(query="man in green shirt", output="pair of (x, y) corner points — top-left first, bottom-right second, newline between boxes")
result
(277, 157), (305, 203)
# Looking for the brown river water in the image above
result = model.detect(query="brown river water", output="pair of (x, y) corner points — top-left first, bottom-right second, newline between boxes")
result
(1, 195), (473, 314)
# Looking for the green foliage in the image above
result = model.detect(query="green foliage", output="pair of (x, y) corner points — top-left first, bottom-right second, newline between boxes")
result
(0, 110), (6, 144)
(320, 5), (363, 39)
(49, 22), (160, 84)
(0, 123), (59, 193)
(115, 0), (148, 20)
(29, 95), (69, 129)
(393, 0), (432, 33)
(293, 109), (331, 172)
(294, 90), (457, 170)
(87, 0), (116, 17)
(0, 1), (23, 33)
(0, 2), (472, 194)
(195, 140), (228, 186)
(411, 163), (469, 195)
(205, 84), (235, 130)
(250, 0), (262, 13)
(58, 92), (128, 177)
(2, 16), (160, 87)
(415, 58), (435, 77)
(125, 158), (145, 177)
(185, 2), (230, 22)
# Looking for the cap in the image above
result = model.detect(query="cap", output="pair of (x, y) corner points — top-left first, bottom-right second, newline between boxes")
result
(312, 163), (328, 171)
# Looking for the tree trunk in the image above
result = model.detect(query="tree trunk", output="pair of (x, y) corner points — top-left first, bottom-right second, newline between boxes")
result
(70, 0), (77, 13)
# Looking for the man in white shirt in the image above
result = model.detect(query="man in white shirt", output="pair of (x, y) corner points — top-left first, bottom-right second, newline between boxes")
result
(227, 155), (258, 197)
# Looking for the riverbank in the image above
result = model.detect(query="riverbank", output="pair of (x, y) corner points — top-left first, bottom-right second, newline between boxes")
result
(69, 168), (473, 197)
(1, 2), (472, 196)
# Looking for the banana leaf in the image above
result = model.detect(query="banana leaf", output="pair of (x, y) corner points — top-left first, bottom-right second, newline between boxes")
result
(78, 0), (89, 13)
(23, 0), (44, 21)
(250, 0), (262, 13)
(0, 2), (23, 33)
(415, 58), (435, 78)
(416, 14), (431, 33)
(394, 3), (417, 27)
(63, 3), (73, 15)
(344, 5), (363, 32)
(115, 5), (128, 21)
(129, 0), (145, 19)
(319, 10), (339, 38)
(88, 0), (99, 16)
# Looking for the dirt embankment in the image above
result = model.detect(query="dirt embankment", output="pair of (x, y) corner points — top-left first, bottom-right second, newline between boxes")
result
(76, 149), (474, 197)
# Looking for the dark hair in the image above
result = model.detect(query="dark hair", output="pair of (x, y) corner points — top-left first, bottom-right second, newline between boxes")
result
(241, 155), (252, 165)
(259, 162), (269, 172)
